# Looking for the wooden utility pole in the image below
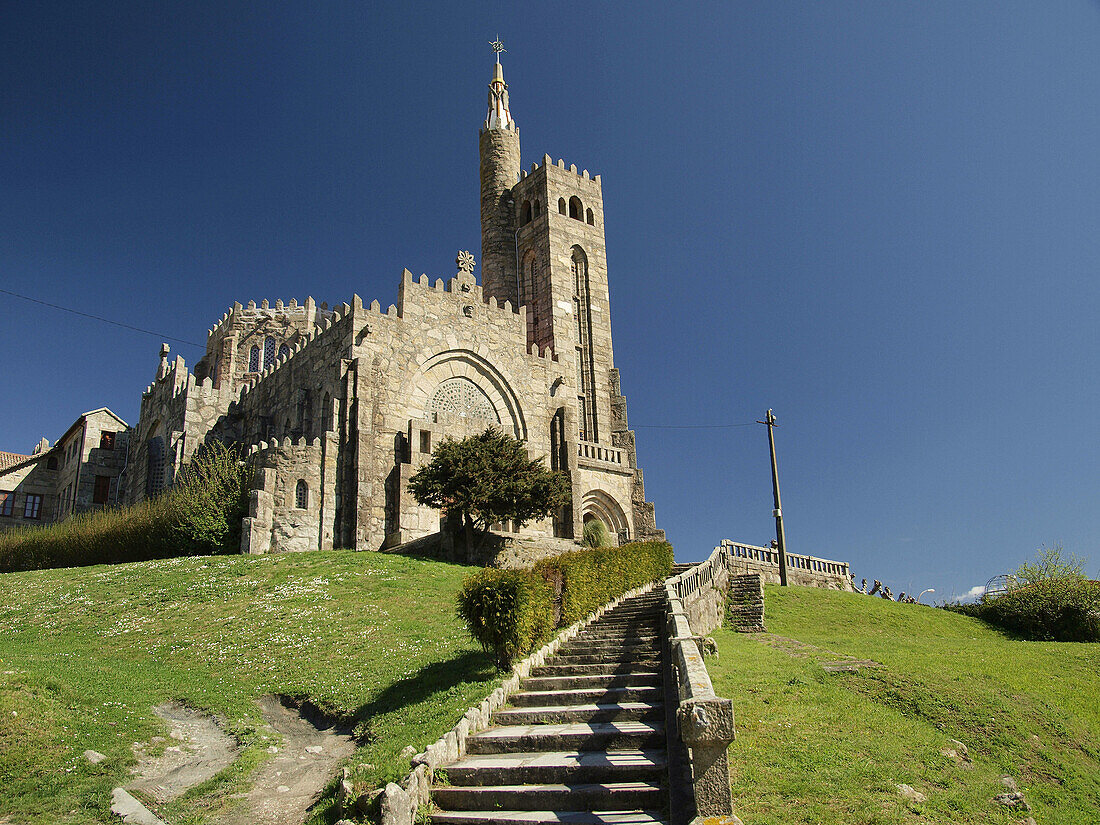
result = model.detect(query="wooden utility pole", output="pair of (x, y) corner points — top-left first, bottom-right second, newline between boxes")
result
(758, 409), (789, 586)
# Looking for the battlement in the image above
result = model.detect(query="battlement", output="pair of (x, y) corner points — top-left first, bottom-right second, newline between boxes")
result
(516, 154), (601, 186)
(245, 435), (323, 457)
(397, 269), (559, 363)
(207, 296), (331, 342)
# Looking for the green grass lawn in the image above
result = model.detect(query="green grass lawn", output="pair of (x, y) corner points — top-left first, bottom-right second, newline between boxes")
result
(709, 585), (1100, 824)
(0, 550), (500, 824)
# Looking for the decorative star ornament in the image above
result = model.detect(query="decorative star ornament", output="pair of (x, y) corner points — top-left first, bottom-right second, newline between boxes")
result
(456, 251), (477, 273)
(489, 38), (506, 60)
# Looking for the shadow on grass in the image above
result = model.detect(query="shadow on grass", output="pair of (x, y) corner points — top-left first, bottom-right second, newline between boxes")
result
(347, 650), (498, 742)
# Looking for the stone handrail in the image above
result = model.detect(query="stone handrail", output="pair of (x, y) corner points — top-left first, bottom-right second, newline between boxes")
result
(665, 548), (737, 822)
(720, 539), (851, 579)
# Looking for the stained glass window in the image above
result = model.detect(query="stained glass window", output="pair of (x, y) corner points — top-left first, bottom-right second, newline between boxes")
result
(263, 337), (276, 369)
(249, 345), (260, 372)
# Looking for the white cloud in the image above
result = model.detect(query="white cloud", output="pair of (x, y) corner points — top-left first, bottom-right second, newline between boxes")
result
(963, 585), (986, 601)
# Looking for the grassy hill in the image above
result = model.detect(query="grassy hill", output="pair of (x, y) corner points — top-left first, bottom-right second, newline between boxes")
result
(0, 550), (500, 824)
(709, 585), (1100, 824)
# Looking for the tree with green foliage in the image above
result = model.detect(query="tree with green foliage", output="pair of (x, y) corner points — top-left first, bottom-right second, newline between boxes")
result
(407, 428), (571, 552)
(1013, 543), (1088, 585)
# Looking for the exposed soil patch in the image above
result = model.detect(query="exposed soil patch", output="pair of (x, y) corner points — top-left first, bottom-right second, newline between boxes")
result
(213, 694), (356, 825)
(129, 701), (239, 803)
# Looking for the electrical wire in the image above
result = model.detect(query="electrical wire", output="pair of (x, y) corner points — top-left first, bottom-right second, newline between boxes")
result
(0, 287), (204, 349)
(632, 422), (759, 429)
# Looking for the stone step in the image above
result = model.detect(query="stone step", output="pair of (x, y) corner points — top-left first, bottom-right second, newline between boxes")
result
(531, 662), (659, 677)
(520, 673), (661, 692)
(567, 634), (659, 646)
(510, 684), (667, 708)
(493, 701), (663, 725)
(433, 780), (665, 811)
(465, 722), (665, 755)
(550, 653), (661, 667)
(557, 643), (660, 657)
(443, 749), (668, 787)
(432, 811), (669, 825)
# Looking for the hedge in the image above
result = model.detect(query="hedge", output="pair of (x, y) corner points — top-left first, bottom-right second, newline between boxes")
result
(961, 578), (1100, 642)
(457, 540), (674, 667)
(0, 441), (249, 573)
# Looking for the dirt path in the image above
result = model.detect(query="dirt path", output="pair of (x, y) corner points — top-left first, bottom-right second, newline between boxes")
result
(129, 702), (239, 803)
(213, 695), (356, 825)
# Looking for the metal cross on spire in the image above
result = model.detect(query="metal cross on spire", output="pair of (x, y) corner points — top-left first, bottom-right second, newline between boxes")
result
(489, 37), (506, 63)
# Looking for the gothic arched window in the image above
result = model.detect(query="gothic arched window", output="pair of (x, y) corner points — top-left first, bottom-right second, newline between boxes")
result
(520, 200), (532, 225)
(248, 345), (260, 372)
(278, 343), (290, 362)
(572, 246), (597, 442)
(295, 479), (308, 509)
(263, 336), (276, 369)
(568, 196), (582, 220)
(520, 251), (538, 345)
(586, 207), (594, 225)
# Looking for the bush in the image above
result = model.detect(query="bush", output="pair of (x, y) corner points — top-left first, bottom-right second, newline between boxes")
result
(581, 518), (612, 549)
(456, 568), (554, 669)
(0, 441), (249, 573)
(944, 546), (1100, 642)
(978, 578), (1100, 642)
(456, 540), (674, 668)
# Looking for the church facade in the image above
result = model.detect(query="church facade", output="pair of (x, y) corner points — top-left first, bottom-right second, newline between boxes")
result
(121, 57), (661, 554)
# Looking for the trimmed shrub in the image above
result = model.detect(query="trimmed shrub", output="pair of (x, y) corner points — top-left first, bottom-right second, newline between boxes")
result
(456, 540), (674, 668)
(581, 518), (612, 549)
(456, 568), (553, 668)
(0, 441), (248, 573)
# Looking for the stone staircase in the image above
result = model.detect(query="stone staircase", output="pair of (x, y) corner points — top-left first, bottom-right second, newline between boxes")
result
(431, 590), (669, 824)
(727, 572), (765, 632)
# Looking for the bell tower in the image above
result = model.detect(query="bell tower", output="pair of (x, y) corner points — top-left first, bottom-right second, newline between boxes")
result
(478, 42), (521, 307)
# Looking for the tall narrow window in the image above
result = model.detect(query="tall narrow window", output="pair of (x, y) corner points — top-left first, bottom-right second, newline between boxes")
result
(568, 196), (582, 220)
(278, 343), (290, 362)
(586, 207), (594, 225)
(572, 247), (597, 442)
(210, 358), (218, 384)
(249, 345), (261, 372)
(263, 336), (276, 369)
(24, 494), (42, 519)
(520, 200), (532, 225)
(558, 198), (567, 214)
(295, 479), (308, 509)
(519, 250), (538, 347)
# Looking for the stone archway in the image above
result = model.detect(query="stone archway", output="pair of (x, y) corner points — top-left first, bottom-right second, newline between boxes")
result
(580, 488), (630, 544)
(405, 349), (527, 440)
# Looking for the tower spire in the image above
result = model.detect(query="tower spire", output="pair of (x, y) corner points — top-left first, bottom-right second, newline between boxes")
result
(485, 39), (514, 130)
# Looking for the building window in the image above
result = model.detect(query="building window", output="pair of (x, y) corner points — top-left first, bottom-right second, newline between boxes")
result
(295, 479), (308, 509)
(100, 431), (115, 450)
(24, 494), (42, 520)
(249, 345), (261, 372)
(572, 246), (598, 442)
(210, 358), (218, 384)
(420, 430), (431, 454)
(533, 200), (541, 217)
(263, 336), (276, 369)
(558, 198), (567, 214)
(93, 475), (111, 505)
(568, 196), (582, 220)
(47, 456), (58, 470)
(520, 200), (532, 225)
(586, 207), (594, 225)
(0, 492), (12, 517)
(278, 343), (290, 362)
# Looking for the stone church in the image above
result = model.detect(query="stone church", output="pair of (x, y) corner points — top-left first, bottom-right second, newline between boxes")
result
(112, 55), (662, 554)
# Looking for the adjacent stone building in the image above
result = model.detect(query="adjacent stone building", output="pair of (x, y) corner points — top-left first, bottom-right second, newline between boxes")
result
(0, 408), (129, 533)
(7, 56), (662, 554)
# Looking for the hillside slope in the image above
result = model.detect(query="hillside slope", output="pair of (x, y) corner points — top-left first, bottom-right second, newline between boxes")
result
(709, 585), (1100, 824)
(0, 550), (500, 824)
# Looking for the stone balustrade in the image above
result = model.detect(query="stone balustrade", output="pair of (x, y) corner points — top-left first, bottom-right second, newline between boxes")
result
(719, 539), (854, 591)
(665, 546), (738, 822)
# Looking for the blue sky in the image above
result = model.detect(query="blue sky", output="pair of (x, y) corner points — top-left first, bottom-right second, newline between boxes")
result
(3, 3), (1097, 600)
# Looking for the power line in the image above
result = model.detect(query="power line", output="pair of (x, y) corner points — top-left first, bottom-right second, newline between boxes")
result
(632, 422), (758, 429)
(0, 288), (204, 349)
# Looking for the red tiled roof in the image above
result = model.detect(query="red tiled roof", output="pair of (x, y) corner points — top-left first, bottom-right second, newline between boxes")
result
(0, 452), (33, 472)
